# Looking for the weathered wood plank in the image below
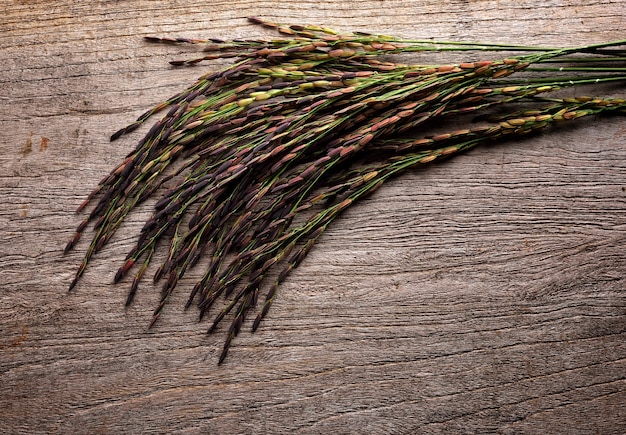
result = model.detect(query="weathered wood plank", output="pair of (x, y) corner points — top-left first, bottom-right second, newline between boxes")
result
(1, 1), (625, 433)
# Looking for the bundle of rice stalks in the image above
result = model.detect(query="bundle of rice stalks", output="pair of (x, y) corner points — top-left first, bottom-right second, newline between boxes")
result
(65, 18), (626, 363)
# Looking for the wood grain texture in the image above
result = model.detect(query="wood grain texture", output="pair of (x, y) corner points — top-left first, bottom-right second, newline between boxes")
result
(1, 0), (625, 433)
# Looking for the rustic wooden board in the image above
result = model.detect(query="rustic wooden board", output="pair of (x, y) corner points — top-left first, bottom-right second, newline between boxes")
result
(1, 1), (625, 433)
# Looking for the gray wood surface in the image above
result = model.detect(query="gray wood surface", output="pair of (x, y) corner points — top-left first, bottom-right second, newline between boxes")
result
(1, 1), (625, 433)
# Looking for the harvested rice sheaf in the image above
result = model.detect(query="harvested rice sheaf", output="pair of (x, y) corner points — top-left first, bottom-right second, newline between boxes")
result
(65, 18), (626, 363)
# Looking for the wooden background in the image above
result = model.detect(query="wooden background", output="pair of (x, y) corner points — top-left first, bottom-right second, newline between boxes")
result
(1, 1), (625, 433)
